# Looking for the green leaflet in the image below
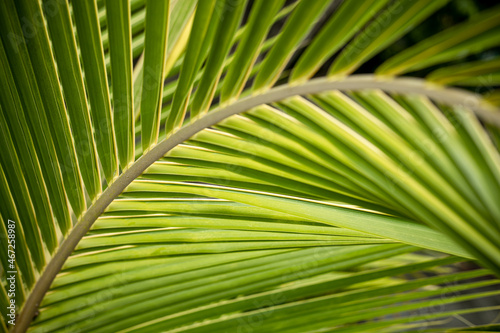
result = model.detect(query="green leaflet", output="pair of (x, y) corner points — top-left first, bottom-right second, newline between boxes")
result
(166, 0), (216, 133)
(45, 3), (117, 187)
(427, 58), (500, 85)
(140, 0), (170, 152)
(160, 259), (496, 333)
(72, 0), (118, 184)
(39, 250), (291, 320)
(49, 249), (289, 291)
(291, 0), (390, 82)
(134, 0), (196, 123)
(1, 67), (66, 250)
(346, 91), (486, 214)
(0, 47), (60, 264)
(329, 0), (450, 76)
(0, 182), (29, 307)
(31, 245), (408, 332)
(106, 0), (134, 171)
(0, 165), (36, 289)
(378, 5), (500, 75)
(222, 108), (401, 209)
(0, 279), (10, 332)
(94, 215), (374, 238)
(189, 0), (246, 119)
(254, 283), (500, 332)
(126, 181), (471, 259)
(101, 1), (145, 53)
(252, 0), (330, 92)
(0, 1), (64, 255)
(220, 0), (285, 102)
(312, 92), (496, 239)
(16, 0), (85, 224)
(75, 229), (385, 250)
(53, 2), (101, 200)
(402, 96), (500, 227)
(0, 103), (54, 266)
(276, 96), (500, 272)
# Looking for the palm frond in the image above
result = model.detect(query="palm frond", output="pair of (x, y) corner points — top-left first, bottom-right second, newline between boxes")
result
(1, 0), (500, 332)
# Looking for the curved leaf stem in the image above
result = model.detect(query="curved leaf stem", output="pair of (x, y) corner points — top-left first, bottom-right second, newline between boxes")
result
(13, 74), (500, 332)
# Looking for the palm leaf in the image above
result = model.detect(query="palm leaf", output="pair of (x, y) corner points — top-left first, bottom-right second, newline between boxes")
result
(1, 0), (500, 332)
